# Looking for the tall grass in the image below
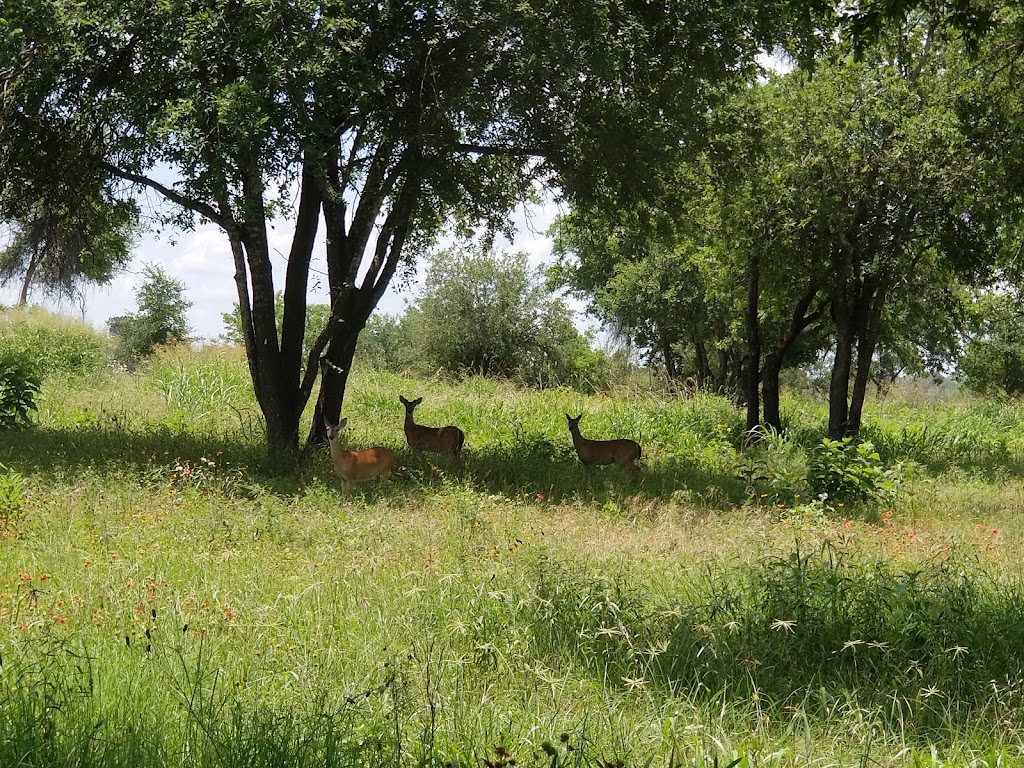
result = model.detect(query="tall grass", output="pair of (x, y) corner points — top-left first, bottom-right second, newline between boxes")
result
(2, 336), (1024, 766)
(0, 305), (112, 380)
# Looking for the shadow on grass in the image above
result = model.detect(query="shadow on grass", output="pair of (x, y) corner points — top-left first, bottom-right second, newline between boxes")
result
(0, 423), (749, 509)
(526, 541), (1024, 741)
(382, 440), (749, 510)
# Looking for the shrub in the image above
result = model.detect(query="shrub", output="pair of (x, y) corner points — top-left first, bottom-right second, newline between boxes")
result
(0, 352), (41, 429)
(805, 436), (900, 509)
(0, 305), (111, 378)
(109, 264), (193, 363)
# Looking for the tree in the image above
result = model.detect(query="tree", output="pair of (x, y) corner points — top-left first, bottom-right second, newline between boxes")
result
(554, 19), (1024, 437)
(0, 0), (831, 456)
(959, 289), (1024, 396)
(405, 245), (606, 389)
(0, 187), (137, 307)
(108, 264), (193, 362)
(221, 293), (331, 364)
(354, 313), (416, 373)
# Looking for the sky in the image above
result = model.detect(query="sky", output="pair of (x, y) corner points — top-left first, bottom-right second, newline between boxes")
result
(1, 193), (576, 343)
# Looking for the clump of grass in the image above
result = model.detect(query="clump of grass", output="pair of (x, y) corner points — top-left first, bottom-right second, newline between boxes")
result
(0, 306), (112, 380)
(145, 345), (254, 417)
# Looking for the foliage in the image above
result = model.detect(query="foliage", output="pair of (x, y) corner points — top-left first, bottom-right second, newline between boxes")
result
(0, 351), (41, 429)
(405, 245), (611, 390)
(0, 462), (26, 523)
(220, 293), (331, 363)
(146, 346), (254, 417)
(353, 312), (416, 373)
(0, 305), (111, 379)
(0, 191), (137, 306)
(0, 0), (827, 453)
(958, 289), (1024, 396)
(555, 21), (1024, 438)
(109, 264), (193, 363)
(805, 436), (900, 509)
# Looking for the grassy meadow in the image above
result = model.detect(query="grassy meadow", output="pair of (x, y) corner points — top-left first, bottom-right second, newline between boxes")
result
(3, 312), (1024, 767)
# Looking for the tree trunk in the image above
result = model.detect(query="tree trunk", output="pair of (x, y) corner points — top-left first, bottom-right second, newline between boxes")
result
(235, 172), (302, 459)
(848, 283), (887, 436)
(762, 284), (822, 433)
(18, 248), (38, 306)
(744, 252), (761, 431)
(693, 337), (711, 390)
(828, 235), (857, 440)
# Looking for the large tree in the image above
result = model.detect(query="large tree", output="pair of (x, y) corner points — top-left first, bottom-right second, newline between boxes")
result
(553, 18), (1024, 438)
(0, 191), (137, 307)
(0, 0), (822, 456)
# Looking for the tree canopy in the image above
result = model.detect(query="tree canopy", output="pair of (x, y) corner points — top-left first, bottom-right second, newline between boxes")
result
(0, 0), (824, 455)
(553, 16), (1024, 435)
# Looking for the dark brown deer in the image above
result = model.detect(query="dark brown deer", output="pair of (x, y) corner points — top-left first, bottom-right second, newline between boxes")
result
(399, 396), (465, 457)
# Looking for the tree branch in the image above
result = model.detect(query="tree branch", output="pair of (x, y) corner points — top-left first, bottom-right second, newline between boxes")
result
(99, 162), (227, 228)
(453, 142), (543, 157)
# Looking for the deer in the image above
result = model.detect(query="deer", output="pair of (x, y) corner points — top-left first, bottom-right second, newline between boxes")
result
(323, 417), (396, 489)
(399, 396), (465, 457)
(565, 413), (642, 480)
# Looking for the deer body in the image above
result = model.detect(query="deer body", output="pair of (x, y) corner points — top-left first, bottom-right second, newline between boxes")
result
(324, 418), (396, 487)
(400, 396), (465, 457)
(565, 413), (641, 480)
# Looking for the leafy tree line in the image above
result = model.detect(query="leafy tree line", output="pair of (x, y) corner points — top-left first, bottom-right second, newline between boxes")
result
(223, 246), (617, 391)
(6, 0), (1024, 452)
(0, 0), (832, 456)
(553, 14), (1024, 437)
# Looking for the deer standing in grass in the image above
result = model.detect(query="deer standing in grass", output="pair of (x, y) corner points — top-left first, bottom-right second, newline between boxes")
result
(565, 413), (642, 480)
(323, 417), (396, 489)
(399, 396), (465, 457)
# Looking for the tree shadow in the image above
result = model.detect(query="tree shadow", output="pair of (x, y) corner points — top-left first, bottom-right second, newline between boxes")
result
(1, 422), (750, 512)
(379, 441), (749, 511)
(523, 543), (1024, 744)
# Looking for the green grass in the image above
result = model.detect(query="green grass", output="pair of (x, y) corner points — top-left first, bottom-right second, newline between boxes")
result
(3, 337), (1024, 766)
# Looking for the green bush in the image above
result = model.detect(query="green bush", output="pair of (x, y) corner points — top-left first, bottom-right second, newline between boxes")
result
(0, 306), (111, 378)
(805, 436), (900, 508)
(109, 264), (193, 363)
(0, 352), (41, 429)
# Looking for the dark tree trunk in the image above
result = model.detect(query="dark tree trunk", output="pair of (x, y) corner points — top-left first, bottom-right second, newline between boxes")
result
(848, 282), (887, 436)
(279, 163), (322, 396)
(18, 248), (38, 306)
(744, 252), (761, 431)
(715, 348), (729, 394)
(828, 235), (857, 440)
(304, 138), (422, 447)
(829, 318), (855, 439)
(762, 284), (823, 433)
(693, 337), (711, 390)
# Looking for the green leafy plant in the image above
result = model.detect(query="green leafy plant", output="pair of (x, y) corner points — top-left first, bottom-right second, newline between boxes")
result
(0, 352), (41, 429)
(0, 463), (27, 522)
(806, 436), (900, 508)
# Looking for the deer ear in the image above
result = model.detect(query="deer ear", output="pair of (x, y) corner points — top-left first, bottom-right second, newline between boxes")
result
(338, 417), (348, 429)
(413, 397), (423, 406)
(399, 396), (408, 405)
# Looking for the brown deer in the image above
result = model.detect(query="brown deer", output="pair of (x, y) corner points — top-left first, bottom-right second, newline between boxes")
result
(399, 396), (465, 457)
(324, 417), (396, 488)
(565, 413), (641, 480)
